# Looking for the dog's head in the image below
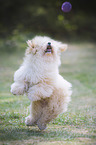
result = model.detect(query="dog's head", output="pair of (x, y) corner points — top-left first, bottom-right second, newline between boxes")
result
(26, 36), (67, 66)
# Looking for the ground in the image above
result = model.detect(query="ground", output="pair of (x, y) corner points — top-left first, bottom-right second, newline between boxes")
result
(0, 42), (96, 145)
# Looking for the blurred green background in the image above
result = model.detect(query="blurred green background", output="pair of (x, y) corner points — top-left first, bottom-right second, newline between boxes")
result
(0, 0), (96, 43)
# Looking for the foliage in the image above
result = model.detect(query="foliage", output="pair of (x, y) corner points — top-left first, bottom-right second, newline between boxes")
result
(0, 32), (32, 52)
(0, 0), (96, 40)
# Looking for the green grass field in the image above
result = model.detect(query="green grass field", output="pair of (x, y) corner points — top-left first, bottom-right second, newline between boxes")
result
(0, 42), (96, 145)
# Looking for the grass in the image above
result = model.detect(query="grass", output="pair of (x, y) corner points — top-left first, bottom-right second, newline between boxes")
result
(0, 40), (96, 144)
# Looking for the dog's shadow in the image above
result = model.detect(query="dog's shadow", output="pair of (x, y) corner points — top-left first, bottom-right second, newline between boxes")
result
(0, 126), (74, 141)
(1, 126), (57, 141)
(1, 126), (90, 142)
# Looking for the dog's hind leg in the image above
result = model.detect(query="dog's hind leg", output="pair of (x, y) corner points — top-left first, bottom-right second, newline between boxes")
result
(37, 98), (60, 130)
(37, 89), (70, 130)
(25, 101), (42, 126)
(37, 106), (59, 130)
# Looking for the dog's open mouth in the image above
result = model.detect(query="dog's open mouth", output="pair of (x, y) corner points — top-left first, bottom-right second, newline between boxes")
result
(45, 42), (52, 54)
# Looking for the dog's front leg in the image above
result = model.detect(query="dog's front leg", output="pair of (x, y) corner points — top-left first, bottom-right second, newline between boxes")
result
(11, 81), (28, 95)
(28, 83), (53, 101)
(11, 66), (29, 95)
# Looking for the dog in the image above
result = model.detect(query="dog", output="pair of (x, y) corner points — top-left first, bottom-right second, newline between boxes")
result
(11, 36), (72, 130)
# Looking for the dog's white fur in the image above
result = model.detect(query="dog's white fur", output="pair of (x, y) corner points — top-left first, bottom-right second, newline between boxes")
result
(11, 36), (72, 130)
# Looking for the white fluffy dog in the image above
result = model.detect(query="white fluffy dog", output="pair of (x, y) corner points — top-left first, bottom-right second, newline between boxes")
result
(11, 36), (72, 130)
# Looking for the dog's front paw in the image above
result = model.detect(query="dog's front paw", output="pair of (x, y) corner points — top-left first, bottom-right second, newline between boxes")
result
(11, 82), (25, 95)
(28, 92), (39, 101)
(28, 88), (40, 101)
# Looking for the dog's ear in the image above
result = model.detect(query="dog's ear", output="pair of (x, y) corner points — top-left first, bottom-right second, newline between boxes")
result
(27, 40), (32, 48)
(26, 40), (33, 54)
(59, 43), (68, 52)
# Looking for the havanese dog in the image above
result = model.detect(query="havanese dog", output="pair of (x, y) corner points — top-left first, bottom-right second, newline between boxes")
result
(11, 36), (72, 130)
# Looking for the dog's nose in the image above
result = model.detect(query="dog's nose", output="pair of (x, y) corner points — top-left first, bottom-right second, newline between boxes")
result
(48, 42), (51, 45)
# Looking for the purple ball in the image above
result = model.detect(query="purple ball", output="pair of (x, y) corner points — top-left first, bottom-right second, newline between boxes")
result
(61, 2), (72, 13)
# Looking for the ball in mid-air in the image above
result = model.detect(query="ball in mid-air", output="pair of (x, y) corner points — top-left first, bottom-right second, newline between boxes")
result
(61, 2), (72, 13)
